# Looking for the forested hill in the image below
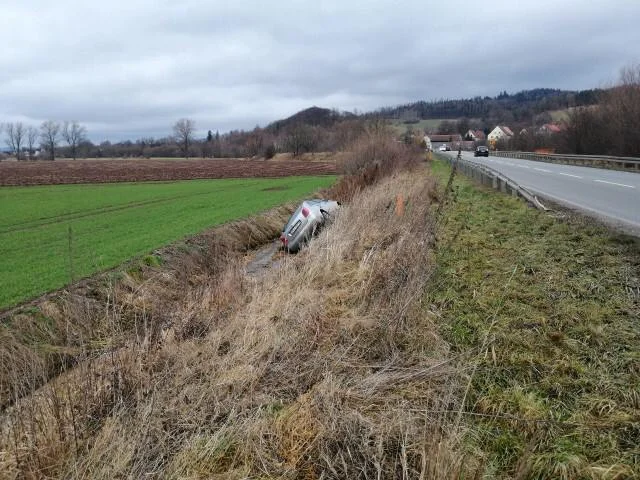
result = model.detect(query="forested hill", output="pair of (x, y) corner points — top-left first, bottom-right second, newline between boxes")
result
(373, 88), (603, 123)
(266, 106), (356, 133)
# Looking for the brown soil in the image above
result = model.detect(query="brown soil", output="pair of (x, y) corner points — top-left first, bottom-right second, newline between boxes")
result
(0, 158), (337, 186)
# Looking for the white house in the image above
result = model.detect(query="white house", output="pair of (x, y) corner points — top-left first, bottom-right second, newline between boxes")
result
(423, 135), (432, 151)
(466, 129), (486, 141)
(487, 126), (514, 144)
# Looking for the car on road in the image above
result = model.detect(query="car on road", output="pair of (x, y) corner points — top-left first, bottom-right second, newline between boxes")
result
(438, 144), (448, 152)
(280, 199), (340, 252)
(474, 146), (489, 157)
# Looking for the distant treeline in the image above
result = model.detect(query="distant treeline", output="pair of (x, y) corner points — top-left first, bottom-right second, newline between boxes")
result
(372, 88), (603, 125)
(50, 114), (368, 160)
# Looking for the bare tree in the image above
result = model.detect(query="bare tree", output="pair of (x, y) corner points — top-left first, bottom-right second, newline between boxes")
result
(437, 120), (456, 134)
(284, 123), (317, 156)
(607, 63), (640, 156)
(40, 120), (60, 161)
(173, 118), (195, 159)
(62, 121), (87, 160)
(456, 118), (470, 136)
(26, 126), (38, 159)
(5, 122), (26, 160)
(363, 116), (390, 137)
(246, 126), (264, 157)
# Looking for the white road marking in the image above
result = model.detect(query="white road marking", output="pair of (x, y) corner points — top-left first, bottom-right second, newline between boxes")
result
(534, 167), (551, 172)
(594, 180), (636, 189)
(517, 165), (530, 169)
(522, 185), (640, 230)
(558, 173), (582, 179)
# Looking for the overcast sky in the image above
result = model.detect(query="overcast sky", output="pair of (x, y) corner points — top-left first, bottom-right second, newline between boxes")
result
(1, 0), (638, 142)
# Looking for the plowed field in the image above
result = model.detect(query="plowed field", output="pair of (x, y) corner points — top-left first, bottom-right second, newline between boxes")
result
(0, 158), (337, 186)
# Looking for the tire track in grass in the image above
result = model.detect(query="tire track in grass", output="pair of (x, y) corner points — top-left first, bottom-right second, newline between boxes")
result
(0, 185), (249, 234)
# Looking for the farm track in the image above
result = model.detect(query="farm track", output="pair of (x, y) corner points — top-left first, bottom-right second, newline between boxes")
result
(0, 158), (337, 186)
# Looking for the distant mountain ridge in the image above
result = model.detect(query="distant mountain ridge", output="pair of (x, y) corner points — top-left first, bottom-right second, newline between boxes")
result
(266, 88), (604, 133)
(372, 88), (603, 124)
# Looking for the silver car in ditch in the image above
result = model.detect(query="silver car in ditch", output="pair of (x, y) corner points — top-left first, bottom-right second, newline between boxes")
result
(280, 199), (340, 252)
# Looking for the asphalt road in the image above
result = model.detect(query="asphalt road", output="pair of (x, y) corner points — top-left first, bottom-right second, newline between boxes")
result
(443, 151), (640, 235)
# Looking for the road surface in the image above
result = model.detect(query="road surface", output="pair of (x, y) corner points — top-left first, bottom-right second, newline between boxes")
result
(443, 151), (640, 235)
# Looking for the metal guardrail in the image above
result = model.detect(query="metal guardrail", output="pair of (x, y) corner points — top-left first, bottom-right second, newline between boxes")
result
(491, 151), (640, 172)
(437, 153), (548, 211)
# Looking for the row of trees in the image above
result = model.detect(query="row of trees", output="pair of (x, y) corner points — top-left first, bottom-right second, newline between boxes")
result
(169, 118), (367, 159)
(561, 64), (640, 156)
(1, 116), (367, 161)
(2, 120), (87, 160)
(375, 88), (602, 127)
(493, 64), (640, 156)
(86, 118), (366, 160)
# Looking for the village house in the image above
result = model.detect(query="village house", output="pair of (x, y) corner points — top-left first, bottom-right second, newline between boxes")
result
(537, 123), (563, 135)
(487, 126), (514, 144)
(466, 129), (486, 141)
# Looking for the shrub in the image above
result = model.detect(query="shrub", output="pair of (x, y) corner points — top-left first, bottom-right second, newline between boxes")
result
(264, 144), (277, 160)
(332, 131), (421, 201)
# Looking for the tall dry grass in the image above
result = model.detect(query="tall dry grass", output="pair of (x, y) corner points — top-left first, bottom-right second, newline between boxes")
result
(1, 161), (468, 478)
(333, 131), (422, 202)
(0, 204), (295, 412)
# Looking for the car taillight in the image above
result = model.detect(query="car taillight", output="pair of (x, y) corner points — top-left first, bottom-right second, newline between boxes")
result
(280, 234), (288, 245)
(302, 207), (310, 217)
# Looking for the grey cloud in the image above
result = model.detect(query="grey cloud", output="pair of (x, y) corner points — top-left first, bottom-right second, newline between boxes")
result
(0, 0), (638, 142)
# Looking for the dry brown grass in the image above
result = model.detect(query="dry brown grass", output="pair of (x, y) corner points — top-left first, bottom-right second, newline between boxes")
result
(0, 160), (468, 478)
(332, 133), (423, 202)
(0, 204), (295, 412)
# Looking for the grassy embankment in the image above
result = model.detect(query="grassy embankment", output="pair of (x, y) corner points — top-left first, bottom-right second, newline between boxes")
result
(429, 159), (640, 478)
(0, 176), (335, 309)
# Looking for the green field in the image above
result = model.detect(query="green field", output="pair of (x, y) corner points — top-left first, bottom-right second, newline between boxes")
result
(389, 118), (458, 136)
(0, 176), (335, 309)
(549, 108), (572, 123)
